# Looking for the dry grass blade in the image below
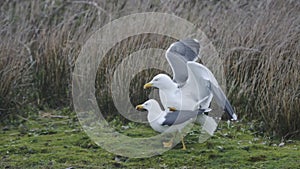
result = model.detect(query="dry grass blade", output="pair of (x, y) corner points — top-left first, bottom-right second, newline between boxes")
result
(0, 0), (299, 137)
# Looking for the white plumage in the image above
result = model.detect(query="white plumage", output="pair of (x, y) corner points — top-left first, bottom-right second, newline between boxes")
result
(136, 99), (215, 149)
(144, 39), (237, 121)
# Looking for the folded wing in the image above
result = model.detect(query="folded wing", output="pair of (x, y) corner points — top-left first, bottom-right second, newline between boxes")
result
(162, 109), (205, 126)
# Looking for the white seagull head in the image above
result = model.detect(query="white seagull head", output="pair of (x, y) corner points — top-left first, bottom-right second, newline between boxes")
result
(144, 74), (176, 90)
(135, 99), (160, 112)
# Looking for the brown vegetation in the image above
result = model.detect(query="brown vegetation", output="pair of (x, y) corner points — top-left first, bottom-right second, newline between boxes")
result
(0, 0), (299, 137)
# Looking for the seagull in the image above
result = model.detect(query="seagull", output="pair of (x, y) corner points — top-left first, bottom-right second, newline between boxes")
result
(143, 38), (237, 120)
(135, 99), (217, 150)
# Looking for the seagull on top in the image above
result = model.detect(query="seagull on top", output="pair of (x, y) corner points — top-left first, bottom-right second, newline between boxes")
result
(136, 99), (216, 150)
(143, 38), (237, 120)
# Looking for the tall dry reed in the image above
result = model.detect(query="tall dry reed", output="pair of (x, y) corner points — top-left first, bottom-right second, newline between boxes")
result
(0, 0), (299, 137)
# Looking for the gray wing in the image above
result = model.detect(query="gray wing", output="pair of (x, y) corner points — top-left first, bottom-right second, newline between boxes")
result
(162, 109), (205, 126)
(186, 62), (238, 120)
(166, 38), (200, 86)
(210, 83), (237, 120)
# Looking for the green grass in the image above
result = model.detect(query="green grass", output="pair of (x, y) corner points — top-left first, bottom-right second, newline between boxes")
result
(1, 110), (299, 169)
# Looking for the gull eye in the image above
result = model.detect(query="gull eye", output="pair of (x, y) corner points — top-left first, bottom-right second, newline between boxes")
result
(154, 78), (158, 81)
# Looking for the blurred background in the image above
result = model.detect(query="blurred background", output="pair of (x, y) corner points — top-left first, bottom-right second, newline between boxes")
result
(0, 0), (299, 138)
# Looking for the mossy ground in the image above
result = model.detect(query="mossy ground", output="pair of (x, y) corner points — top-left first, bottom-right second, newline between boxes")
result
(1, 109), (299, 169)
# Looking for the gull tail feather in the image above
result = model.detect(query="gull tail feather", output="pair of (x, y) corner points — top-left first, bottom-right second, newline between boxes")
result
(197, 114), (217, 136)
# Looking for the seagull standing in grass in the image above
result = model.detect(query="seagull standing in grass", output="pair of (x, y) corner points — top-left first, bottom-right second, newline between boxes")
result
(144, 38), (237, 121)
(136, 99), (212, 150)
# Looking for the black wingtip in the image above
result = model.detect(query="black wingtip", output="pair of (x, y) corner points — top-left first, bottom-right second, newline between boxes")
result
(224, 100), (237, 120)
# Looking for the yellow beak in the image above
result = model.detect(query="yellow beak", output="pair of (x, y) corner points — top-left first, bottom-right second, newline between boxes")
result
(143, 83), (153, 89)
(135, 105), (144, 111)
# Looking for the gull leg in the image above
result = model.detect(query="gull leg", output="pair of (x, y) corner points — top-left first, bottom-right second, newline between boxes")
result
(163, 140), (173, 148)
(181, 136), (186, 150)
(163, 132), (177, 148)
